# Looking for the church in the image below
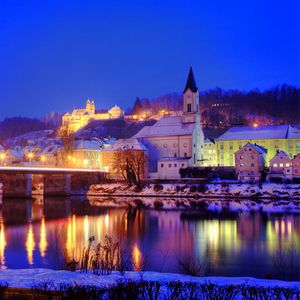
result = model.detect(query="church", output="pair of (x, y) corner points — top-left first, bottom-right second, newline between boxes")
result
(134, 67), (204, 179)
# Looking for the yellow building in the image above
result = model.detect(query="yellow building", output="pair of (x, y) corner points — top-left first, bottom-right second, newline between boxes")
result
(206, 125), (300, 167)
(61, 99), (124, 134)
(201, 138), (218, 166)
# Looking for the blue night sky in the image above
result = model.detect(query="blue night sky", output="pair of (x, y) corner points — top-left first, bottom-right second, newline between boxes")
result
(0, 0), (299, 120)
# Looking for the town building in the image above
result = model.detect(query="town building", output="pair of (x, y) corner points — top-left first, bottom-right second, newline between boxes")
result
(133, 67), (204, 179)
(201, 138), (218, 166)
(37, 144), (61, 167)
(61, 99), (124, 135)
(57, 139), (102, 169)
(234, 142), (267, 182)
(100, 138), (149, 179)
(211, 125), (300, 167)
(292, 154), (300, 181)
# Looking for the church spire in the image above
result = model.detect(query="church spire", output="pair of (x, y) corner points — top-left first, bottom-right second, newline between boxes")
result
(183, 66), (198, 93)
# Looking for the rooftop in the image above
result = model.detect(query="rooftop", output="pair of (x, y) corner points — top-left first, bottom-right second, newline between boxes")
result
(134, 116), (196, 138)
(216, 125), (300, 141)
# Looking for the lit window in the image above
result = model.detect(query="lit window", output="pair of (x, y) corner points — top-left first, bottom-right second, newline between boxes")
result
(273, 163), (277, 167)
(286, 163), (290, 167)
(279, 163), (283, 167)
(208, 150), (212, 154)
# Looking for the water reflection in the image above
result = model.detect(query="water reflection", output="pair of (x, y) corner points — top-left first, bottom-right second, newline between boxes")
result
(0, 216), (6, 269)
(26, 223), (35, 265)
(0, 196), (299, 279)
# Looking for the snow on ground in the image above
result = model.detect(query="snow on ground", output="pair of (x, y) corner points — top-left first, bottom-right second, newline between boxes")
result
(0, 269), (299, 290)
(89, 182), (300, 200)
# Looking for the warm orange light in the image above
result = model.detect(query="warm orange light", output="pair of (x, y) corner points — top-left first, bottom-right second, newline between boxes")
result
(26, 223), (35, 265)
(28, 153), (34, 159)
(0, 153), (5, 160)
(253, 123), (258, 128)
(40, 155), (46, 162)
(132, 244), (142, 271)
(39, 217), (47, 257)
(0, 219), (6, 269)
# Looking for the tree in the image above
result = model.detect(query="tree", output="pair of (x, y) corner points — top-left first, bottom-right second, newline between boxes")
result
(115, 150), (146, 188)
(132, 97), (143, 115)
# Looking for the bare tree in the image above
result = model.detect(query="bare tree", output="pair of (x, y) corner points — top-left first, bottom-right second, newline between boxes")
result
(114, 150), (146, 188)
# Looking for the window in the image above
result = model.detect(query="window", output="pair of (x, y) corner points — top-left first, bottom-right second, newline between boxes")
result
(229, 144), (233, 150)
(161, 164), (164, 168)
(174, 164), (177, 167)
(240, 156), (243, 159)
(251, 163), (254, 167)
(249, 148), (252, 151)
(240, 163), (244, 167)
(286, 163), (290, 167)
(220, 143), (224, 150)
(279, 163), (283, 167)
(251, 156), (254, 160)
(184, 152), (187, 157)
(174, 153), (177, 157)
(181, 163), (185, 167)
(187, 103), (192, 112)
(169, 164), (171, 168)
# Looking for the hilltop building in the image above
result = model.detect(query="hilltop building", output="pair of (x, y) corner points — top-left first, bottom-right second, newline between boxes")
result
(133, 67), (204, 179)
(61, 99), (124, 135)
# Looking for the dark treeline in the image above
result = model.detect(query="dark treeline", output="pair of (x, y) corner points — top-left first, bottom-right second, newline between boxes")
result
(0, 117), (52, 142)
(131, 84), (300, 127)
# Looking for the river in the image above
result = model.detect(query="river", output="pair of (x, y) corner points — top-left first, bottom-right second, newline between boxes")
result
(0, 196), (299, 280)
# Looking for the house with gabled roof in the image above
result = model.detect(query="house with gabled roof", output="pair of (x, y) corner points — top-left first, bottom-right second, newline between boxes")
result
(234, 142), (267, 182)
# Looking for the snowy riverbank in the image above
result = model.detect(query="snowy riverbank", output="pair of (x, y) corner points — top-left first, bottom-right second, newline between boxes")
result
(88, 182), (300, 199)
(0, 268), (299, 290)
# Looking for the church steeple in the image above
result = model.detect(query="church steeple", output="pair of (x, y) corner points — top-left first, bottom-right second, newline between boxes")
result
(182, 67), (200, 124)
(183, 67), (198, 93)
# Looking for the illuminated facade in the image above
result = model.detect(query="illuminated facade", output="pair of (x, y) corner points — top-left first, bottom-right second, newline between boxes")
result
(204, 125), (300, 167)
(61, 100), (124, 134)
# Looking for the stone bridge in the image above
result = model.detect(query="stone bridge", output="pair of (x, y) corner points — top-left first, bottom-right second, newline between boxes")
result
(0, 167), (107, 198)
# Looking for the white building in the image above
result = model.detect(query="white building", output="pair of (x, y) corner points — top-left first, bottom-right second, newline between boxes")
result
(134, 67), (204, 179)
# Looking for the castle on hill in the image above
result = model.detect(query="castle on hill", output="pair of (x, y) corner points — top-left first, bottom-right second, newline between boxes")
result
(61, 99), (124, 134)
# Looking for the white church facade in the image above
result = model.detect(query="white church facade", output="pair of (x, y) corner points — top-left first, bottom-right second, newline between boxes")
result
(134, 67), (204, 179)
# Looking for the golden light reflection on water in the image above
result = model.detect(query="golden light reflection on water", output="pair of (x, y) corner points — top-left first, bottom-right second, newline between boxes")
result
(39, 217), (47, 257)
(0, 219), (6, 269)
(266, 217), (300, 254)
(26, 223), (35, 265)
(132, 243), (142, 271)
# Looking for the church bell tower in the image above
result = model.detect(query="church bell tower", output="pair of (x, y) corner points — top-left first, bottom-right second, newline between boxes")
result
(182, 67), (200, 124)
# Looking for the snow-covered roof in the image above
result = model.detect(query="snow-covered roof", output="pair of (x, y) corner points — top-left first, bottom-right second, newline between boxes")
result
(216, 125), (300, 141)
(236, 142), (267, 155)
(9, 149), (24, 159)
(74, 140), (101, 150)
(103, 138), (147, 151)
(40, 144), (61, 155)
(273, 150), (290, 157)
(134, 116), (195, 138)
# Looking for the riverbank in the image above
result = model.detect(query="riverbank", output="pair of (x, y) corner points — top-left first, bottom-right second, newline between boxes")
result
(89, 182), (300, 199)
(0, 268), (299, 299)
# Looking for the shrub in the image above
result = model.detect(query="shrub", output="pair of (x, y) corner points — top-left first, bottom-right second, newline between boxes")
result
(0, 282), (8, 299)
(177, 256), (208, 277)
(197, 184), (207, 193)
(153, 200), (163, 210)
(189, 185), (198, 193)
(153, 184), (163, 192)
